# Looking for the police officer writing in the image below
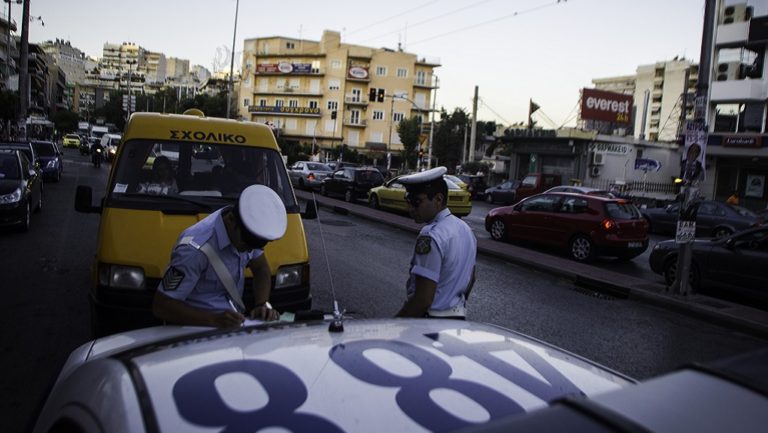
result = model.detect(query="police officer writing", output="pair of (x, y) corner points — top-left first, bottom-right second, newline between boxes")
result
(396, 167), (477, 319)
(152, 185), (285, 328)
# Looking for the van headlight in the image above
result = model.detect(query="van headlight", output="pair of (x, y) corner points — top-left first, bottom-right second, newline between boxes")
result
(0, 187), (22, 204)
(98, 264), (145, 289)
(275, 265), (303, 289)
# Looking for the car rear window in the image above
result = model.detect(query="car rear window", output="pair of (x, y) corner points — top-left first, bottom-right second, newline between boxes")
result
(729, 204), (758, 218)
(356, 170), (383, 183)
(307, 163), (330, 171)
(605, 202), (642, 219)
(32, 142), (56, 156)
(0, 154), (20, 179)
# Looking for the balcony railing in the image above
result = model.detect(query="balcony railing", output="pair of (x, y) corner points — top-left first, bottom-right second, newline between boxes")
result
(344, 96), (368, 105)
(248, 105), (322, 117)
(344, 118), (367, 127)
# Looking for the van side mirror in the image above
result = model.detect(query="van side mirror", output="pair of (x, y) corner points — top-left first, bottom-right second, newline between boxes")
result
(301, 198), (317, 220)
(75, 185), (102, 214)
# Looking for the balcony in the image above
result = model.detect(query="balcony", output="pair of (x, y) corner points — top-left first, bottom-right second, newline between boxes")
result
(344, 96), (368, 106)
(716, 21), (749, 47)
(248, 105), (322, 117)
(344, 118), (367, 127)
(252, 88), (323, 97)
(710, 78), (768, 102)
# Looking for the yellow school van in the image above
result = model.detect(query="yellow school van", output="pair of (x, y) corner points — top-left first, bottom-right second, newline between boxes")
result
(76, 110), (315, 336)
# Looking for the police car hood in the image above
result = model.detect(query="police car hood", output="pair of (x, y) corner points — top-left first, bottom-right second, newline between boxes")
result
(66, 319), (632, 432)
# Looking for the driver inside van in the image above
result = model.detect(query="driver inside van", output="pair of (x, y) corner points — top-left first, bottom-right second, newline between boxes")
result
(138, 156), (179, 195)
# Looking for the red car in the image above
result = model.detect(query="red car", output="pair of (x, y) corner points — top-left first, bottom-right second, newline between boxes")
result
(485, 192), (649, 262)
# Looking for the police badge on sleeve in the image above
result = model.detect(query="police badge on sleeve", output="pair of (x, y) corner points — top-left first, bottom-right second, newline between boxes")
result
(415, 236), (432, 255)
(162, 266), (184, 291)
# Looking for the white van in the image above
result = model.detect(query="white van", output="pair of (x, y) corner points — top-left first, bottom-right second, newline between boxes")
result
(100, 133), (122, 162)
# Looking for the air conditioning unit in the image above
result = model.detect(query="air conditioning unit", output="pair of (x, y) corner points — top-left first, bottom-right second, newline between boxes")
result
(592, 152), (605, 166)
(590, 166), (601, 177)
(721, 4), (752, 24)
(716, 62), (743, 81)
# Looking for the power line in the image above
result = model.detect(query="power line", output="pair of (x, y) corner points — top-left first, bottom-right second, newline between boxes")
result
(360, 0), (498, 44)
(478, 97), (512, 125)
(346, 0), (442, 36)
(409, 0), (568, 47)
(558, 100), (582, 128)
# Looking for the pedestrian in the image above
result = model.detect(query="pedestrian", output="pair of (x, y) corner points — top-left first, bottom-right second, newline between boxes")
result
(152, 184), (286, 328)
(395, 166), (477, 319)
(726, 190), (740, 205)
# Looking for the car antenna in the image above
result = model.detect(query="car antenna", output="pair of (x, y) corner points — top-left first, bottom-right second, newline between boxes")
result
(311, 191), (345, 332)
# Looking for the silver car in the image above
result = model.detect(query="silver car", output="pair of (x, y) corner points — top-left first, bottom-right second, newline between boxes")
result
(288, 161), (332, 190)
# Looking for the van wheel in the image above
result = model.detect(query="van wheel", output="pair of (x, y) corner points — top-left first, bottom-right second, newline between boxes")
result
(489, 219), (506, 241)
(570, 234), (594, 262)
(369, 194), (380, 209)
(344, 189), (354, 202)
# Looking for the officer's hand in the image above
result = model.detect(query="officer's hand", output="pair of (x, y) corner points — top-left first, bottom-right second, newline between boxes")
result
(250, 305), (280, 322)
(211, 311), (245, 328)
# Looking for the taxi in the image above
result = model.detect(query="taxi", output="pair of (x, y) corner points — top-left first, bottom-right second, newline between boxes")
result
(368, 175), (472, 217)
(75, 110), (314, 336)
(31, 318), (768, 433)
(62, 134), (81, 149)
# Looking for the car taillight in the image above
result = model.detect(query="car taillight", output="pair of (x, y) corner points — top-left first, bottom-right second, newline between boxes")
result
(601, 218), (617, 232)
(307, 173), (315, 181)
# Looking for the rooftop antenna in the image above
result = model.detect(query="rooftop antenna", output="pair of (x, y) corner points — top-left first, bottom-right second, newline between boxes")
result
(310, 192), (346, 332)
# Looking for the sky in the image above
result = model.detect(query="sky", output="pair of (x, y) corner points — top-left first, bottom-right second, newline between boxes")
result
(13, 0), (711, 127)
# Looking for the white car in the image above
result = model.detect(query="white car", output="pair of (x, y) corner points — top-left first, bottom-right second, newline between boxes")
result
(32, 318), (768, 433)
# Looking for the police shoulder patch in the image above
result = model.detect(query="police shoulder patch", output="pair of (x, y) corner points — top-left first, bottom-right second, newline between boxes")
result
(415, 236), (432, 255)
(162, 266), (185, 291)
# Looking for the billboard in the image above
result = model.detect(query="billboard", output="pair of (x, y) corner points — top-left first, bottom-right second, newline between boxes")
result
(581, 88), (633, 124)
(255, 63), (312, 74)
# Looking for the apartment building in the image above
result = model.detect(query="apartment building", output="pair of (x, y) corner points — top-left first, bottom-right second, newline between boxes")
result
(705, 0), (768, 209)
(592, 59), (698, 142)
(238, 30), (439, 162)
(1, 11), (18, 90)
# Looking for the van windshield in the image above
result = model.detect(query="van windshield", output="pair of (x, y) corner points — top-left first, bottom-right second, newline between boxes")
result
(107, 139), (298, 212)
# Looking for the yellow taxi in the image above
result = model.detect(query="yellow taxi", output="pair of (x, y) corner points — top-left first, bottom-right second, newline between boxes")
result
(444, 174), (468, 191)
(75, 109), (314, 336)
(368, 175), (472, 217)
(62, 134), (81, 148)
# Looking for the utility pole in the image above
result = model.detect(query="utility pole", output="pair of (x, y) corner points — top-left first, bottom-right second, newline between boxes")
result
(17, 0), (28, 137)
(468, 85), (478, 165)
(226, 0), (239, 119)
(670, 0), (715, 296)
(387, 93), (395, 172)
(427, 74), (438, 169)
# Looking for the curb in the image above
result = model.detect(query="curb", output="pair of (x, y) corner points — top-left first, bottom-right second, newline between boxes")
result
(295, 190), (768, 340)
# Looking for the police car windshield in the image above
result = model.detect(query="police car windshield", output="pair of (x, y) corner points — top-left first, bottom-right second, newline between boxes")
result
(108, 139), (298, 212)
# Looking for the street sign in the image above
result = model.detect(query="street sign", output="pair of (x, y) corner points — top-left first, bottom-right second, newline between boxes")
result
(675, 221), (696, 243)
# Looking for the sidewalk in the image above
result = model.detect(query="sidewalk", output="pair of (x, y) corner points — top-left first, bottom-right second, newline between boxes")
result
(296, 190), (768, 339)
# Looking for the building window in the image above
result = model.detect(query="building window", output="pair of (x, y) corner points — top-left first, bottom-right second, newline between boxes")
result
(393, 112), (405, 122)
(308, 100), (318, 109)
(275, 99), (284, 107)
(397, 68), (408, 78)
(370, 131), (383, 142)
(327, 100), (338, 110)
(288, 99), (299, 108)
(259, 99), (267, 107)
(311, 61), (320, 74)
(331, 59), (342, 69)
(350, 110), (361, 124)
(372, 110), (384, 121)
(286, 42), (295, 49)
(416, 70), (426, 86)
(329, 79), (340, 90)
(285, 119), (297, 130)
(376, 66), (387, 76)
(243, 98), (250, 107)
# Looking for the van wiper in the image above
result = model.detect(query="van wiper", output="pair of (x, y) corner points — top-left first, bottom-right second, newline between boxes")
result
(119, 193), (234, 211)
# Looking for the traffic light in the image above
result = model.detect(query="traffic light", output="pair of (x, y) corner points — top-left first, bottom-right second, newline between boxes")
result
(377, 88), (385, 102)
(369, 88), (377, 102)
(331, 110), (337, 119)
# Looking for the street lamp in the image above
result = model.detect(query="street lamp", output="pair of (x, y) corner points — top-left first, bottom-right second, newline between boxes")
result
(226, 0), (239, 119)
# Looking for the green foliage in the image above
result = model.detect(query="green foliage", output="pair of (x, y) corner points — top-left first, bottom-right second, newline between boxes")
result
(433, 108), (470, 171)
(396, 116), (421, 170)
(0, 90), (19, 122)
(51, 109), (80, 133)
(93, 91), (127, 131)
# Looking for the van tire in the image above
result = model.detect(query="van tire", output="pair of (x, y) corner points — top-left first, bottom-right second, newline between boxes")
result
(344, 189), (354, 202)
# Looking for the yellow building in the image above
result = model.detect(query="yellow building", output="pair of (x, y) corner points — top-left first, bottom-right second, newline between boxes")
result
(238, 30), (439, 163)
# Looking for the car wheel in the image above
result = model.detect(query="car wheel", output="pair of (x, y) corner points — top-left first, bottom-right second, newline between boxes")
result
(369, 194), (380, 209)
(712, 227), (732, 239)
(344, 189), (354, 202)
(320, 185), (328, 196)
(485, 194), (493, 204)
(569, 234), (594, 262)
(489, 219), (506, 241)
(663, 258), (701, 291)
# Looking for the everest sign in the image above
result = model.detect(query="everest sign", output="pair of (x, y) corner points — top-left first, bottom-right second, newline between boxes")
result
(581, 88), (633, 124)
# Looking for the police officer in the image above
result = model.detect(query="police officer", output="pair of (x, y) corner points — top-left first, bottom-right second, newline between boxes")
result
(396, 166), (477, 319)
(152, 184), (285, 328)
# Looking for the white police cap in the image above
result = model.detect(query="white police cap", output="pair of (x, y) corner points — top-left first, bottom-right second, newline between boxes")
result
(398, 166), (448, 185)
(238, 185), (287, 241)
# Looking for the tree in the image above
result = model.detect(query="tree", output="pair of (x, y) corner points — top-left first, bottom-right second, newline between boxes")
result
(51, 109), (79, 134)
(0, 90), (19, 138)
(396, 116), (421, 170)
(433, 108), (470, 171)
(93, 91), (127, 130)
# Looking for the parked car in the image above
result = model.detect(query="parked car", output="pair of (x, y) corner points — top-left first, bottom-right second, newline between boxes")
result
(444, 174), (468, 190)
(326, 161), (359, 171)
(0, 149), (43, 231)
(321, 166), (385, 202)
(649, 226), (768, 300)
(484, 180), (521, 205)
(513, 173), (563, 202)
(457, 174), (488, 200)
(641, 200), (763, 239)
(368, 176), (472, 217)
(62, 133), (81, 149)
(545, 185), (616, 198)
(288, 161), (333, 190)
(485, 192), (649, 262)
(0, 141), (39, 170)
(31, 318), (768, 433)
(31, 140), (63, 182)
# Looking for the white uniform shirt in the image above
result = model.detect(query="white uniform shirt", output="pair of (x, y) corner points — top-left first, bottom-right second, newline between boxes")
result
(407, 208), (477, 311)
